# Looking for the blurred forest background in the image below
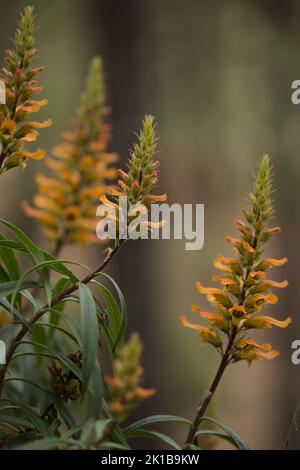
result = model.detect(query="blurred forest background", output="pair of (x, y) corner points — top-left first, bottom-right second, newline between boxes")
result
(1, 0), (300, 449)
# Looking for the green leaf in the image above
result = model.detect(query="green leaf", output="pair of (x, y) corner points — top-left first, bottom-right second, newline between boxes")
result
(0, 234), (20, 280)
(79, 283), (99, 395)
(0, 323), (18, 343)
(16, 341), (82, 381)
(0, 240), (80, 284)
(0, 414), (34, 430)
(99, 441), (130, 450)
(88, 357), (102, 417)
(0, 280), (40, 297)
(0, 219), (52, 306)
(0, 239), (26, 254)
(195, 429), (239, 448)
(43, 252), (80, 284)
(16, 437), (77, 450)
(124, 415), (191, 437)
(4, 378), (75, 430)
(20, 289), (39, 310)
(49, 309), (82, 347)
(21, 405), (54, 438)
(199, 416), (250, 450)
(93, 276), (127, 355)
(0, 264), (9, 283)
(80, 419), (112, 446)
(0, 219), (45, 264)
(185, 443), (202, 450)
(129, 429), (180, 450)
(0, 298), (31, 330)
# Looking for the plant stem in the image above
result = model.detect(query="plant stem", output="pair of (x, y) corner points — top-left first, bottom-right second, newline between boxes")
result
(184, 326), (237, 446)
(0, 241), (124, 397)
(184, 228), (259, 447)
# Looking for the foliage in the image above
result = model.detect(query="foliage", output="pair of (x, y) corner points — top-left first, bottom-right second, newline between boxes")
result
(0, 6), (291, 451)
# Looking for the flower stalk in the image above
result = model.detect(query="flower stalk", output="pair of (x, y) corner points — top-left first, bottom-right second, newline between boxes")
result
(23, 56), (116, 248)
(0, 6), (52, 174)
(182, 155), (291, 446)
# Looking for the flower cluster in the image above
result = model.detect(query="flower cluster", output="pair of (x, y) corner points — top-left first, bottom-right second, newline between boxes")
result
(180, 155), (291, 365)
(105, 333), (156, 423)
(100, 115), (167, 242)
(0, 6), (52, 174)
(23, 57), (117, 248)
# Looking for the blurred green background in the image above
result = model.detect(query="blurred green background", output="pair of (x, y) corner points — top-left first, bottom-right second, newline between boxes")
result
(1, 0), (300, 449)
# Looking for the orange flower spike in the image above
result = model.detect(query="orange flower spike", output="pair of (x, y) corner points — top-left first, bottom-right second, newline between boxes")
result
(111, 116), (167, 208)
(181, 155), (291, 369)
(23, 57), (117, 247)
(0, 7), (51, 174)
(103, 116), (167, 245)
(105, 334), (155, 423)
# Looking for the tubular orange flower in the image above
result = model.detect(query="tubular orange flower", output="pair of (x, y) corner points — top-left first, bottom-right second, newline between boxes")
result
(243, 315), (292, 329)
(180, 315), (222, 347)
(181, 155), (291, 363)
(233, 338), (280, 365)
(23, 57), (117, 249)
(192, 307), (230, 333)
(0, 6), (52, 174)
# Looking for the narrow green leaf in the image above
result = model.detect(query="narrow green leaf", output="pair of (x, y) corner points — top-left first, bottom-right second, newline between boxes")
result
(195, 429), (239, 448)
(16, 437), (77, 450)
(124, 415), (191, 437)
(0, 219), (44, 264)
(79, 283), (99, 395)
(88, 357), (103, 417)
(130, 429), (180, 450)
(0, 280), (40, 297)
(199, 416), (250, 450)
(0, 298), (31, 330)
(93, 276), (127, 355)
(21, 405), (54, 438)
(0, 234), (20, 280)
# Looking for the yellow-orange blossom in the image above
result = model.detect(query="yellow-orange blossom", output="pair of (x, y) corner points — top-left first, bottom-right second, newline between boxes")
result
(181, 155), (291, 365)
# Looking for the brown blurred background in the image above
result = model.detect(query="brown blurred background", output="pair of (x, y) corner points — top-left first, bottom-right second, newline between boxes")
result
(1, 0), (300, 449)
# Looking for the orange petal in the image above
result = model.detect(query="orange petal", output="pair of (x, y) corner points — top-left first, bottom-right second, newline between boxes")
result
(21, 149), (45, 160)
(27, 118), (53, 129)
(244, 315), (292, 329)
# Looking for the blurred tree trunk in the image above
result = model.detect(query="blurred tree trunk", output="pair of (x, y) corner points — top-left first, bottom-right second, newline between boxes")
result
(92, 0), (153, 371)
